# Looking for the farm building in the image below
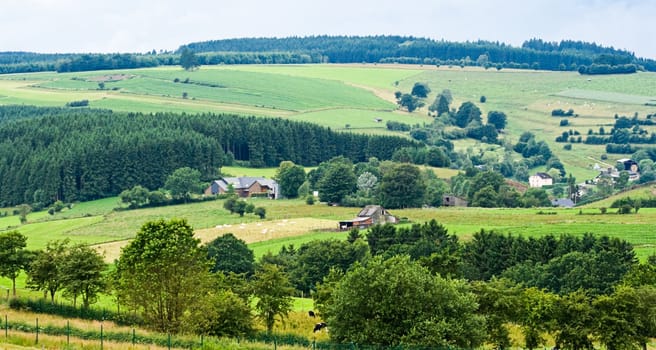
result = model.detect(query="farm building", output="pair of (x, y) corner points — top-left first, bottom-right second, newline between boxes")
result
(617, 158), (639, 172)
(339, 205), (397, 230)
(529, 172), (553, 188)
(205, 177), (279, 199)
(442, 195), (468, 207)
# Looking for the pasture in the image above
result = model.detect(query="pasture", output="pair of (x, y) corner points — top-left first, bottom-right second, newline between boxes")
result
(2, 64), (655, 179)
(3, 190), (655, 264)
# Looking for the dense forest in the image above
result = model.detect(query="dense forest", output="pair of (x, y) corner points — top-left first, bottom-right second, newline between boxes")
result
(2, 36), (654, 74)
(0, 106), (418, 206)
(179, 36), (656, 72)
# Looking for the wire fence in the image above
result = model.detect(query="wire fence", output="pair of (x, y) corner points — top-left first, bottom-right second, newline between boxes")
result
(1, 314), (463, 350)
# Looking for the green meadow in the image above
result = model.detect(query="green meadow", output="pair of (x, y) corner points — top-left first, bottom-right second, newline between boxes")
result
(1, 64), (655, 180)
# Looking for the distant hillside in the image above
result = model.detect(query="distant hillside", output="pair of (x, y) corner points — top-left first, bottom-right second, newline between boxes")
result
(2, 36), (654, 74)
(178, 35), (656, 72)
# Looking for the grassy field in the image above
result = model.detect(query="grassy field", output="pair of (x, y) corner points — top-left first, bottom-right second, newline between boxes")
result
(3, 190), (654, 262)
(2, 64), (655, 179)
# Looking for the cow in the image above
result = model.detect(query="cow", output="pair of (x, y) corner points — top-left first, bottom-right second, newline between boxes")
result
(313, 322), (328, 333)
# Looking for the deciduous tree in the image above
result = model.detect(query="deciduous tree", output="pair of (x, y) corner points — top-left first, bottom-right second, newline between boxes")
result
(114, 219), (213, 333)
(0, 231), (30, 296)
(274, 161), (306, 198)
(164, 167), (202, 202)
(60, 244), (106, 308)
(320, 256), (486, 347)
(206, 233), (255, 276)
(251, 264), (294, 334)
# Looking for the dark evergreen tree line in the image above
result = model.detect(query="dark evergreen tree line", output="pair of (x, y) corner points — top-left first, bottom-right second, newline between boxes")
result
(0, 106), (417, 206)
(179, 36), (656, 72)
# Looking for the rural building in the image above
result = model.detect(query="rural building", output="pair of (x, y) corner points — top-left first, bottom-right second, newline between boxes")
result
(339, 205), (398, 230)
(617, 158), (639, 173)
(529, 173), (553, 188)
(442, 195), (468, 207)
(205, 177), (279, 199)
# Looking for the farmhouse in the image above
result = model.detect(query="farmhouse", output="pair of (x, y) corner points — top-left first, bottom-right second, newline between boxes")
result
(529, 172), (553, 188)
(339, 205), (397, 230)
(205, 177), (279, 199)
(442, 195), (468, 207)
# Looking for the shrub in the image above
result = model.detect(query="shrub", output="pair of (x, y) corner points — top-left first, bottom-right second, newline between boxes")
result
(619, 205), (633, 214)
(306, 196), (315, 205)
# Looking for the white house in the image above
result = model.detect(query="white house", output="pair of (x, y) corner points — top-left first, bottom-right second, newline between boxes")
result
(529, 172), (553, 188)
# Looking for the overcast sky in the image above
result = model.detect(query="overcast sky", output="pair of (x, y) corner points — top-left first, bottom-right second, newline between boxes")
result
(2, 0), (655, 59)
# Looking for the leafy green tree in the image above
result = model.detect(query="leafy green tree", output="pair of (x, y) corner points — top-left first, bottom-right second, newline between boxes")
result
(274, 161), (306, 198)
(379, 163), (426, 209)
(521, 188), (551, 207)
(429, 94), (451, 116)
(179, 48), (199, 71)
(487, 111), (507, 130)
(425, 147), (450, 167)
(254, 207), (266, 219)
(320, 256), (486, 347)
(398, 93), (424, 112)
(288, 239), (368, 293)
(119, 185), (150, 208)
(187, 288), (254, 337)
(553, 291), (595, 350)
(223, 196), (237, 214)
(410, 82), (431, 98)
(517, 287), (558, 350)
(251, 263), (294, 334)
(468, 170), (505, 200)
(206, 233), (255, 276)
(317, 160), (356, 204)
(471, 185), (499, 207)
(60, 244), (106, 308)
(26, 239), (70, 302)
(18, 204), (31, 224)
(455, 101), (482, 128)
(114, 219), (213, 333)
(0, 231), (30, 296)
(233, 200), (247, 216)
(471, 278), (523, 350)
(164, 167), (202, 202)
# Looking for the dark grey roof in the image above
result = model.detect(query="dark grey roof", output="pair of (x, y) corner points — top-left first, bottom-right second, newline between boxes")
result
(551, 198), (575, 208)
(216, 177), (277, 191)
(358, 205), (382, 217)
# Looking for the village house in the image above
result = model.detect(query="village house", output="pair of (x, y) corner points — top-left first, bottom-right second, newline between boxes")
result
(205, 177), (279, 199)
(529, 172), (553, 188)
(339, 205), (398, 230)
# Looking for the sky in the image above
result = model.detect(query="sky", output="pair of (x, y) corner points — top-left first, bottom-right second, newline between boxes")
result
(2, 0), (655, 59)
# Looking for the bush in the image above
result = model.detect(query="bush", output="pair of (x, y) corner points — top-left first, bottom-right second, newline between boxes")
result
(563, 144), (572, 150)
(619, 205), (633, 214)
(480, 95), (486, 103)
(65, 99), (89, 107)
(306, 196), (315, 205)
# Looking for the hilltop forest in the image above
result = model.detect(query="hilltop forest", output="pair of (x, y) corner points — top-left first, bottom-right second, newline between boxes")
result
(0, 106), (417, 206)
(1, 36), (654, 74)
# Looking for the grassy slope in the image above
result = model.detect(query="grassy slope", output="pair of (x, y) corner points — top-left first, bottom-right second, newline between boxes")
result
(2, 64), (655, 179)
